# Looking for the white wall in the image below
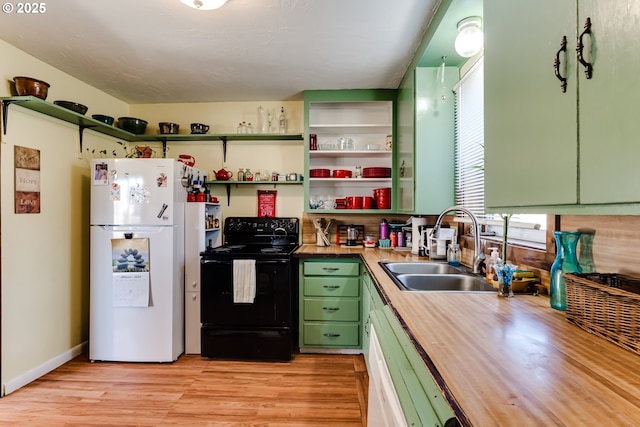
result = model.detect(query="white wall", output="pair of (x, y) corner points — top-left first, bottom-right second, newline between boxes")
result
(0, 40), (128, 394)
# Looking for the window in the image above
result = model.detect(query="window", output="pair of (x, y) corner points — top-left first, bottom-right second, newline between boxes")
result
(453, 57), (546, 246)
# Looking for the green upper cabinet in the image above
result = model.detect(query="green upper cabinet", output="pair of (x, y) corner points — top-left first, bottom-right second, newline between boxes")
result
(485, 0), (640, 213)
(484, 0), (577, 210)
(396, 67), (457, 214)
(304, 90), (397, 213)
(579, 0), (640, 205)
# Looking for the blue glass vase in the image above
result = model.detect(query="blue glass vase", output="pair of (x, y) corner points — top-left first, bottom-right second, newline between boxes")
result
(550, 231), (582, 310)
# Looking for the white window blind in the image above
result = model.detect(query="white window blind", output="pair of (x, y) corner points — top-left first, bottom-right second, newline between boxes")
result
(454, 57), (485, 218)
(454, 57), (546, 245)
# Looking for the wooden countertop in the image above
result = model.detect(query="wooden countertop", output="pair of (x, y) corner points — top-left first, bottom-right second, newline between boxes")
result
(295, 244), (640, 426)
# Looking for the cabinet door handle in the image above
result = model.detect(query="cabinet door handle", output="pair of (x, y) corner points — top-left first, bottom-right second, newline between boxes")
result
(577, 17), (593, 79)
(322, 306), (340, 311)
(323, 285), (341, 289)
(323, 333), (341, 338)
(322, 267), (340, 272)
(554, 36), (568, 93)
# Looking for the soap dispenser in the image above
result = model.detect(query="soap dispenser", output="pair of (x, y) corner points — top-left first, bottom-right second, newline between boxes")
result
(447, 239), (461, 266)
(486, 248), (502, 284)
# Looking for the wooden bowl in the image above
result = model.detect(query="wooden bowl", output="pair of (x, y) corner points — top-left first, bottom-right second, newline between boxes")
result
(13, 76), (50, 100)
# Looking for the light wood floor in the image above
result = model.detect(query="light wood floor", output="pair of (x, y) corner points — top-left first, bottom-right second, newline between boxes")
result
(0, 353), (368, 426)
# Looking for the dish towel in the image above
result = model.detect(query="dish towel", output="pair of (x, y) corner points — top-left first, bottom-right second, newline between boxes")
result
(233, 259), (256, 303)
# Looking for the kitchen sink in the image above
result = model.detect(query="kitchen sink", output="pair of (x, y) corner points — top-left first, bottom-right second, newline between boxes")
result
(379, 262), (495, 292)
(392, 273), (495, 292)
(381, 261), (463, 275)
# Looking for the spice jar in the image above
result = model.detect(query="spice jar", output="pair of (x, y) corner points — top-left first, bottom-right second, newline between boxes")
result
(385, 134), (393, 151)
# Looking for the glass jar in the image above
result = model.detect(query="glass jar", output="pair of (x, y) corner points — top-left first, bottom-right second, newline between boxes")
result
(447, 243), (461, 266)
(385, 134), (392, 151)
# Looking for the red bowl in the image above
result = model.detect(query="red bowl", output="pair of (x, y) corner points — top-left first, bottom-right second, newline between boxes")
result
(333, 169), (353, 178)
(373, 187), (392, 197)
(310, 168), (330, 178)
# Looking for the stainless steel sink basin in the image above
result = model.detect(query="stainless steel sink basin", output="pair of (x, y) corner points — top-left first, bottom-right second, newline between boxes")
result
(379, 261), (495, 292)
(381, 262), (463, 275)
(393, 273), (495, 292)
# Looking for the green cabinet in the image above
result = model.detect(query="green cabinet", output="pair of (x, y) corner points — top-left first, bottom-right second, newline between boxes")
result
(304, 90), (396, 213)
(396, 67), (457, 214)
(484, 0), (640, 213)
(299, 259), (362, 350)
(362, 271), (385, 369)
(369, 306), (457, 427)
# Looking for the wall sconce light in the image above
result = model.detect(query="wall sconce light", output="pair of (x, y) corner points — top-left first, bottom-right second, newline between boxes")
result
(454, 17), (483, 58)
(179, 0), (228, 10)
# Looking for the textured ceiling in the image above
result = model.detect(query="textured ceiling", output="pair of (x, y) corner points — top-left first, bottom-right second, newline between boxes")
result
(0, 0), (445, 103)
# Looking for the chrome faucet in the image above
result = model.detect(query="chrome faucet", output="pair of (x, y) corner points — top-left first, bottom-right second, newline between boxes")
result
(431, 205), (485, 274)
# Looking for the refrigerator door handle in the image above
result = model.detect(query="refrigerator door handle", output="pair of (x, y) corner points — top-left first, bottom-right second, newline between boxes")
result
(96, 225), (175, 232)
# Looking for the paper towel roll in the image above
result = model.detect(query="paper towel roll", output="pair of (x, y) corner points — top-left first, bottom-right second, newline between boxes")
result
(411, 216), (428, 254)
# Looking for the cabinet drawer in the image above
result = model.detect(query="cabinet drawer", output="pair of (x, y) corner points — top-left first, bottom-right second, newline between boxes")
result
(303, 261), (360, 276)
(303, 322), (360, 347)
(303, 277), (360, 297)
(303, 298), (360, 322)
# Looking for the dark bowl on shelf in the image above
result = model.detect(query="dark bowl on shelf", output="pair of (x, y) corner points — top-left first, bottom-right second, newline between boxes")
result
(13, 76), (50, 100)
(190, 122), (210, 134)
(159, 122), (180, 134)
(54, 100), (88, 115)
(117, 117), (148, 134)
(91, 114), (114, 126)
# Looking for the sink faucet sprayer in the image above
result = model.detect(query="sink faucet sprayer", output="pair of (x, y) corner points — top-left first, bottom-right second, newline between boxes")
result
(431, 205), (485, 274)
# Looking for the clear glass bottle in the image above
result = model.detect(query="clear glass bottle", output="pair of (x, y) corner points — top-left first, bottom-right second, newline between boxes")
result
(246, 122), (253, 133)
(257, 106), (268, 133)
(278, 106), (287, 134)
(237, 168), (245, 181)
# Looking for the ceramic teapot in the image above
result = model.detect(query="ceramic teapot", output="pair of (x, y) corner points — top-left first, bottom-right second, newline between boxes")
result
(215, 168), (233, 181)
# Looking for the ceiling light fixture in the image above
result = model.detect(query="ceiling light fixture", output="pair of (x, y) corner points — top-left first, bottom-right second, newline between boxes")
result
(454, 17), (483, 58)
(179, 0), (228, 10)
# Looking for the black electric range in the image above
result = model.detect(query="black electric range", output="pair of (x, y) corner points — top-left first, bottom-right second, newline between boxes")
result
(199, 217), (300, 361)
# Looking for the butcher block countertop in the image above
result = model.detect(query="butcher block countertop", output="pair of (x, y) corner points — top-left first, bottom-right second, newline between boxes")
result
(295, 244), (640, 426)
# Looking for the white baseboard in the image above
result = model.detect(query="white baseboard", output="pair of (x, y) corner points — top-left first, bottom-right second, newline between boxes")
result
(2, 341), (87, 396)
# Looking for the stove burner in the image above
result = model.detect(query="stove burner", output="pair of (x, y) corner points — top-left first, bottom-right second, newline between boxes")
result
(208, 244), (246, 253)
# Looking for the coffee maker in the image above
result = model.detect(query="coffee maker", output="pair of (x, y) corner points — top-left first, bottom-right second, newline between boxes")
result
(346, 225), (360, 246)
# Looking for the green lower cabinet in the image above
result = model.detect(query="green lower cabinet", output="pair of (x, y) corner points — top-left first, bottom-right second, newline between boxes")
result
(369, 306), (458, 427)
(299, 259), (362, 350)
(302, 323), (360, 347)
(362, 270), (386, 369)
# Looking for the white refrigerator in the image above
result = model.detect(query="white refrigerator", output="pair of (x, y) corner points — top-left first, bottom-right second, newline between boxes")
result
(89, 158), (188, 362)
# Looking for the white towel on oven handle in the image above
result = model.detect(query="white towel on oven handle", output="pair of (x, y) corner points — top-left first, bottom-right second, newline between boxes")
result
(233, 259), (256, 303)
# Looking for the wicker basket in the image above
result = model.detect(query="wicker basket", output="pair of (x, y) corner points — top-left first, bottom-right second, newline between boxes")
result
(565, 273), (640, 356)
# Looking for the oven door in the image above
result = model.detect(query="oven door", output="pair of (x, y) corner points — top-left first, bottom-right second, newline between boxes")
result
(200, 258), (292, 326)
